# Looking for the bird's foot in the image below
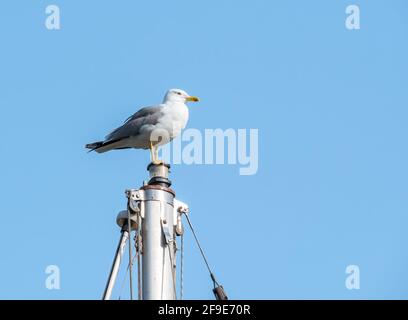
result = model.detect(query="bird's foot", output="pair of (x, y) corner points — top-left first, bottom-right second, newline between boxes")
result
(151, 159), (165, 166)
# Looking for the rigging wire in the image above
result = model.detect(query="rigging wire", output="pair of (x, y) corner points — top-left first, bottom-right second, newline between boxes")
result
(118, 253), (137, 300)
(127, 202), (134, 300)
(167, 242), (178, 299)
(135, 214), (142, 300)
(180, 233), (184, 300)
(183, 212), (220, 288)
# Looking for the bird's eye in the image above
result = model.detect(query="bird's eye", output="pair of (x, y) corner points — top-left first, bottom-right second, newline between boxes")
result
(176, 92), (182, 95)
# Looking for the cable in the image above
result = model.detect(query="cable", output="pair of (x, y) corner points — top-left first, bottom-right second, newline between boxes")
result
(167, 243), (178, 299)
(180, 233), (184, 300)
(127, 202), (133, 300)
(118, 253), (137, 300)
(135, 214), (142, 300)
(183, 212), (228, 299)
(183, 213), (220, 287)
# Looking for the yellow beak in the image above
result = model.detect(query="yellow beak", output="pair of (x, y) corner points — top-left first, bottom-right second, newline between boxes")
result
(186, 96), (200, 102)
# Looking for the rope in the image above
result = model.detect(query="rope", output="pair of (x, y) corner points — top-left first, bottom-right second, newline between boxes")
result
(180, 233), (184, 300)
(184, 213), (220, 288)
(127, 203), (134, 300)
(135, 214), (142, 300)
(118, 253), (137, 300)
(167, 241), (178, 299)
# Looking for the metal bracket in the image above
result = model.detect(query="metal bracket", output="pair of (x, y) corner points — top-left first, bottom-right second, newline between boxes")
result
(126, 189), (145, 201)
(174, 199), (189, 215)
(161, 219), (173, 244)
(126, 189), (145, 218)
(173, 199), (189, 236)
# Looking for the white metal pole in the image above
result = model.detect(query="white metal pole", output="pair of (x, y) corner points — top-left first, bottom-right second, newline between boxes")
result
(103, 228), (129, 300)
(141, 163), (176, 300)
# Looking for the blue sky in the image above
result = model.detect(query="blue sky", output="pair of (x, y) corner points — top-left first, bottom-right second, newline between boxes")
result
(0, 0), (407, 299)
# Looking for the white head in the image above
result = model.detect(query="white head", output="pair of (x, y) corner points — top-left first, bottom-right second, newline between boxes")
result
(163, 88), (200, 104)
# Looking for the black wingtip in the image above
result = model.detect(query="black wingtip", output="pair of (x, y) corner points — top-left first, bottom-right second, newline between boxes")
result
(85, 141), (103, 153)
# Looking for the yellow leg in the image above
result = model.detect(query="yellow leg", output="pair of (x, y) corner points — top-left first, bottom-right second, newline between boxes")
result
(149, 142), (155, 163)
(150, 142), (164, 165)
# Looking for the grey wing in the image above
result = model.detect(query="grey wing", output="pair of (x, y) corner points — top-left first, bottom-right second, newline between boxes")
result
(105, 105), (165, 141)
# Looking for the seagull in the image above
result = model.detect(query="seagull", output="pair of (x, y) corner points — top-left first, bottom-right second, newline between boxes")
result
(85, 89), (199, 164)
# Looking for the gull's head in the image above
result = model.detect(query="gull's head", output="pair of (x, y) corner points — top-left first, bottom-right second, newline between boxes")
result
(163, 89), (199, 104)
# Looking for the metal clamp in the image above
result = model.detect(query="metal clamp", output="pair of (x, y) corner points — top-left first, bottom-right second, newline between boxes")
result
(126, 189), (145, 201)
(173, 199), (189, 236)
(161, 218), (173, 244)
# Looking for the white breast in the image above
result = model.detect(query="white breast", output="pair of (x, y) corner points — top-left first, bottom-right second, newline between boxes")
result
(159, 102), (189, 139)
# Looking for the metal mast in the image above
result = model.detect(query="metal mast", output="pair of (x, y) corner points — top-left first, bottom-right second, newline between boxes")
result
(139, 163), (177, 300)
(103, 162), (226, 300)
(103, 162), (185, 300)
